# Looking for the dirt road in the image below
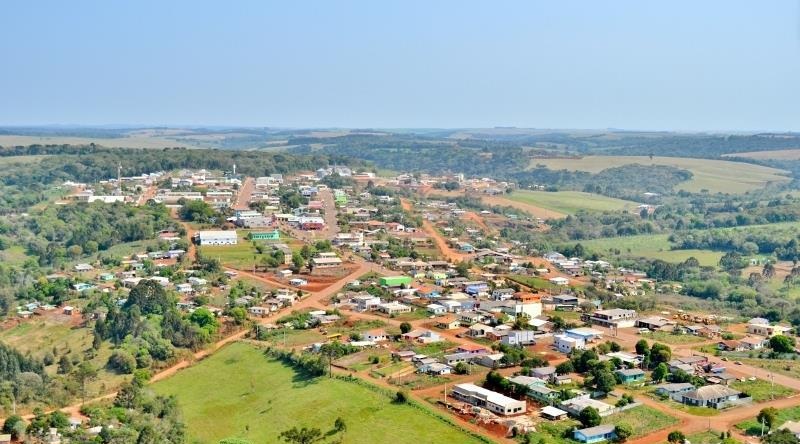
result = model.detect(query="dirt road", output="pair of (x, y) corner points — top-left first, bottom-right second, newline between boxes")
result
(232, 176), (255, 211)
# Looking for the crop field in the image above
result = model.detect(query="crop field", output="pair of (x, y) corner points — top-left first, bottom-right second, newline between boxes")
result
(507, 190), (640, 214)
(529, 156), (790, 193)
(576, 234), (723, 266)
(152, 342), (487, 444)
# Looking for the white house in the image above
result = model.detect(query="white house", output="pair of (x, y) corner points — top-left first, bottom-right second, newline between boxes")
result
(427, 303), (447, 315)
(555, 334), (585, 353)
(362, 329), (388, 342)
(450, 383), (526, 416)
(549, 277), (569, 286)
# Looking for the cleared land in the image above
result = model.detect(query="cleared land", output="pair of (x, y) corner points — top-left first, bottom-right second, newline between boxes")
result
(530, 156), (790, 193)
(153, 342), (487, 444)
(507, 190), (640, 214)
(724, 149), (800, 160)
(577, 234), (723, 266)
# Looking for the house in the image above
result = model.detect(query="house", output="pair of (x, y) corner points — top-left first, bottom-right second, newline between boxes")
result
(502, 330), (536, 346)
(450, 383), (526, 416)
(654, 382), (695, 399)
(573, 425), (616, 444)
(427, 303), (447, 315)
(560, 397), (614, 416)
(441, 300), (463, 313)
(680, 385), (742, 409)
(468, 323), (493, 338)
(197, 230), (238, 246)
(492, 288), (516, 301)
(362, 329), (388, 342)
(528, 385), (560, 405)
(436, 315), (462, 330)
(457, 343), (489, 354)
(392, 350), (416, 361)
(402, 329), (442, 343)
(443, 352), (482, 366)
(615, 368), (645, 384)
(474, 353), (505, 368)
(636, 316), (673, 331)
(418, 363), (452, 375)
(549, 277), (569, 286)
(176, 283), (193, 293)
(74, 263), (94, 272)
(531, 366), (557, 380)
(540, 406), (569, 420)
(565, 327), (603, 343)
(552, 294), (579, 309)
(746, 318), (792, 337)
(740, 336), (768, 350)
(352, 294), (382, 312)
(289, 278), (308, 286)
(717, 340), (745, 352)
(555, 334), (585, 353)
(377, 302), (412, 315)
(248, 306), (272, 317)
(582, 308), (637, 328)
(779, 421), (800, 440)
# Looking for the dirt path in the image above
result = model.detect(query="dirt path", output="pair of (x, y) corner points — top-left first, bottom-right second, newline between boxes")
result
(232, 176), (255, 211)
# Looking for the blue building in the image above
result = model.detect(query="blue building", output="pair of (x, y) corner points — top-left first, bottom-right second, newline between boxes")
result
(574, 425), (616, 443)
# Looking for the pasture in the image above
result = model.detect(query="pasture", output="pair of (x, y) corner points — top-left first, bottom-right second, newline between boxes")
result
(529, 156), (790, 193)
(0, 134), (202, 149)
(575, 234), (723, 266)
(152, 342), (488, 444)
(507, 190), (640, 214)
(724, 149), (800, 160)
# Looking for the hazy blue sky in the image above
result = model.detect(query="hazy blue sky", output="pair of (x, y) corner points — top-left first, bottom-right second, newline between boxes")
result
(1, 1), (799, 130)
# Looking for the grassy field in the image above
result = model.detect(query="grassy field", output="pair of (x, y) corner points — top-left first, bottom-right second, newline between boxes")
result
(738, 357), (800, 380)
(607, 405), (679, 437)
(678, 431), (742, 444)
(508, 190), (640, 214)
(577, 234), (723, 266)
(152, 343), (488, 444)
(640, 330), (707, 345)
(737, 405), (800, 436)
(730, 378), (796, 402)
(530, 156), (790, 193)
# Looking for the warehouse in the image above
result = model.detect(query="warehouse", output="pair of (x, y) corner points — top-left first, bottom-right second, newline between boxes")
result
(196, 230), (238, 246)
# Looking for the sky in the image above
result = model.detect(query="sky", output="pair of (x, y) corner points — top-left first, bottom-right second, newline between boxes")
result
(1, 1), (799, 131)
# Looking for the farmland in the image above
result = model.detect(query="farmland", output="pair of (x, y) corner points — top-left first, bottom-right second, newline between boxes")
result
(724, 149), (800, 160)
(529, 156), (790, 193)
(0, 134), (203, 149)
(507, 190), (640, 214)
(153, 342), (488, 444)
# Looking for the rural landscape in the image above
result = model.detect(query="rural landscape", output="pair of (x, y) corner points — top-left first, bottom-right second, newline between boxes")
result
(2, 1), (799, 443)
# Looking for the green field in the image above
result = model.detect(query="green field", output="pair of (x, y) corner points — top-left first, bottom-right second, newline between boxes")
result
(607, 405), (679, 437)
(575, 234), (723, 266)
(508, 190), (640, 214)
(640, 331), (707, 345)
(730, 378), (796, 402)
(153, 342), (488, 444)
(530, 156), (790, 193)
(675, 431), (742, 444)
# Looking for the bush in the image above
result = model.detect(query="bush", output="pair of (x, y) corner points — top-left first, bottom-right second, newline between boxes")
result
(394, 390), (409, 403)
(107, 350), (136, 374)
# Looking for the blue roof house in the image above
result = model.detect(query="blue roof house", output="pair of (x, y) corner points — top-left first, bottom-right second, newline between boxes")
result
(574, 425), (616, 444)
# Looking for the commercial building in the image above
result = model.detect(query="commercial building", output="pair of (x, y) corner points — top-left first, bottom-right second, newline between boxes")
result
(197, 230), (238, 246)
(450, 383), (526, 416)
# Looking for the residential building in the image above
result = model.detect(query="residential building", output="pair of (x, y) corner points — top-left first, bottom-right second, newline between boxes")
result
(746, 318), (792, 337)
(450, 383), (526, 416)
(379, 276), (413, 288)
(377, 302), (412, 315)
(573, 425), (616, 444)
(565, 327), (603, 343)
(502, 330), (536, 346)
(654, 382), (695, 399)
(680, 385), (742, 409)
(615, 368), (645, 384)
(582, 308), (637, 328)
(362, 329), (388, 342)
(555, 334), (585, 353)
(436, 315), (462, 330)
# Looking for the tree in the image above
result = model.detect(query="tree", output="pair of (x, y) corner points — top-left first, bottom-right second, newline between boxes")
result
(555, 360), (574, 375)
(649, 343), (672, 367)
(229, 307), (247, 325)
(758, 407), (779, 430)
(2, 415), (25, 440)
(107, 350), (137, 374)
(614, 423), (632, 442)
(279, 426), (323, 444)
(126, 280), (173, 315)
(667, 430), (686, 444)
(635, 339), (649, 356)
(454, 362), (469, 375)
(73, 361), (98, 403)
(770, 335), (796, 354)
(651, 362), (669, 383)
(455, 260), (471, 278)
(399, 322), (412, 334)
(763, 429), (800, 444)
(292, 251), (305, 271)
(594, 368), (617, 393)
(58, 355), (73, 374)
(578, 406), (601, 428)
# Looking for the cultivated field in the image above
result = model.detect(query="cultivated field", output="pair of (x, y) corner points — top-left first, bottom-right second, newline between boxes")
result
(508, 190), (640, 214)
(529, 156), (790, 193)
(153, 342), (488, 444)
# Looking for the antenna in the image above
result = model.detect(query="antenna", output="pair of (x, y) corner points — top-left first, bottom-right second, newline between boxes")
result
(117, 163), (122, 195)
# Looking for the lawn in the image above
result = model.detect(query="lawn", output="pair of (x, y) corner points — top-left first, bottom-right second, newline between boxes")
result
(678, 431), (742, 444)
(201, 241), (262, 269)
(730, 378), (796, 402)
(605, 405), (679, 437)
(737, 357), (800, 380)
(152, 342), (488, 444)
(530, 156), (790, 193)
(737, 405), (800, 436)
(508, 190), (640, 214)
(577, 234), (723, 266)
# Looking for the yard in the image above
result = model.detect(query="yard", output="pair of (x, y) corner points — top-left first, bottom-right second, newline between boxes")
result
(152, 342), (489, 444)
(730, 378), (796, 402)
(605, 405), (679, 437)
(639, 330), (707, 345)
(507, 190), (640, 214)
(679, 431), (742, 444)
